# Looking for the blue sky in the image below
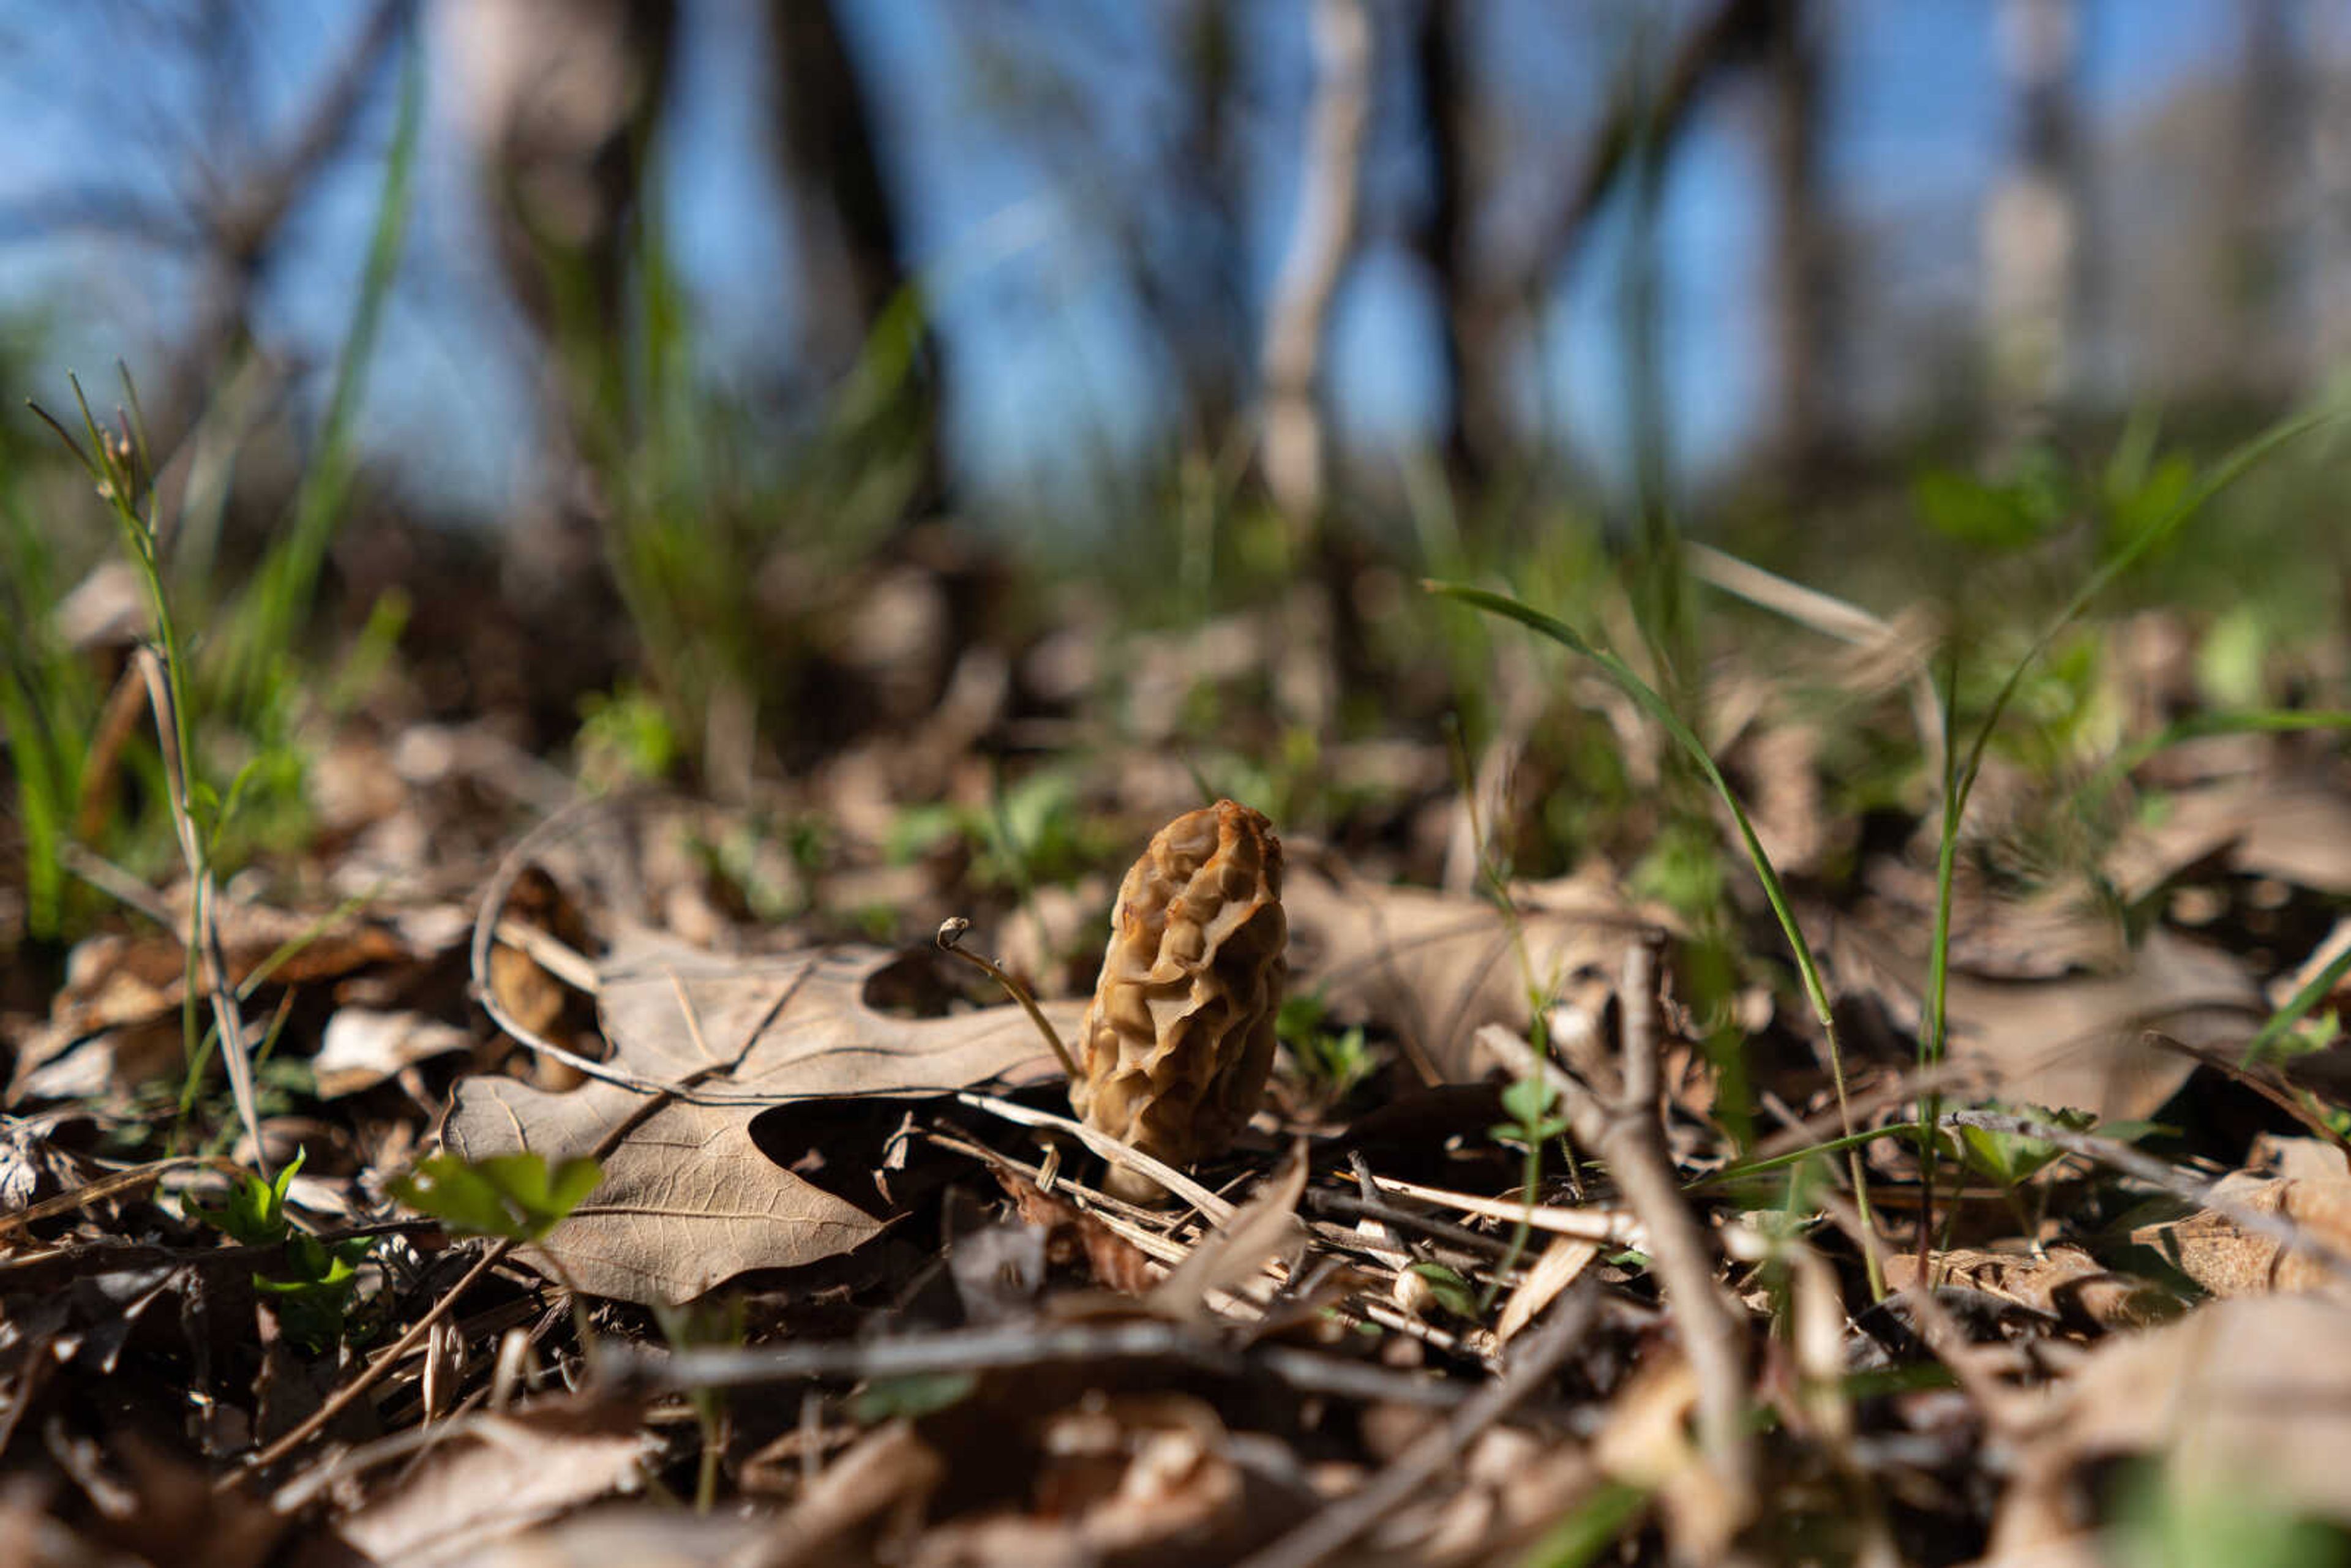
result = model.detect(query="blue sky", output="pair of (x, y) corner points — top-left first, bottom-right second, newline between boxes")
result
(0, 0), (2287, 523)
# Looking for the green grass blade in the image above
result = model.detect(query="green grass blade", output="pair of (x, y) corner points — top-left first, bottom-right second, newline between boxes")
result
(2241, 942), (2351, 1067)
(1425, 582), (1835, 1037)
(1922, 407), (2342, 1074)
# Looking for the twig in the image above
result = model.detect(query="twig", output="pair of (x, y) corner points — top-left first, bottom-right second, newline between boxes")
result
(953, 1090), (1235, 1224)
(1367, 1171), (1640, 1246)
(224, 1236), (516, 1484)
(1304, 1188), (1514, 1259)
(935, 917), (1081, 1081)
(0, 1154), (238, 1238)
(1684, 540), (1945, 778)
(603, 1318), (1480, 1414)
(1232, 1285), (1599, 1568)
(134, 647), (268, 1174)
(1562, 935), (1755, 1515)
(0, 1218), (443, 1294)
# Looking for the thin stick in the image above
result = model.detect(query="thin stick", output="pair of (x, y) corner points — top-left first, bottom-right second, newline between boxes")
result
(225, 1236), (516, 1484)
(935, 918), (1081, 1081)
(953, 1090), (1233, 1224)
(1232, 1286), (1599, 1568)
(607, 1317), (1479, 1413)
(135, 648), (267, 1174)
(1564, 936), (1755, 1514)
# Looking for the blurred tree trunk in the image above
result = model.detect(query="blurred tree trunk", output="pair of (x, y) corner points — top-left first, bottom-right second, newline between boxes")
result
(1982, 0), (2082, 424)
(1174, 0), (1248, 443)
(1411, 0), (1509, 487)
(1762, 0), (1835, 479)
(444, 0), (675, 435)
(440, 0), (675, 720)
(2316, 10), (2351, 363)
(768, 0), (944, 511)
(769, 1), (910, 380)
(1262, 0), (1373, 527)
(2230, 0), (2304, 398)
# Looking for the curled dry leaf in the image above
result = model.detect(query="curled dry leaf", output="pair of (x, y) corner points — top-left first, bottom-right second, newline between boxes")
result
(331, 1402), (657, 1568)
(1070, 800), (1286, 1201)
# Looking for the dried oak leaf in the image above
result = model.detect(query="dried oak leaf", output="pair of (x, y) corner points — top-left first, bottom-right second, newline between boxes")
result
(445, 928), (1080, 1305)
(1283, 861), (1652, 1083)
(1069, 801), (1285, 1201)
(2130, 1174), (2351, 1299)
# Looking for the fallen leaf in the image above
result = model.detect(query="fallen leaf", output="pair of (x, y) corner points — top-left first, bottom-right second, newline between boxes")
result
(313, 1009), (473, 1098)
(2129, 1174), (2351, 1298)
(1883, 1245), (2179, 1330)
(1994, 1295), (2351, 1554)
(2108, 772), (2351, 901)
(444, 927), (1081, 1305)
(1826, 917), (2260, 1121)
(331, 1401), (656, 1567)
(1284, 861), (1651, 1083)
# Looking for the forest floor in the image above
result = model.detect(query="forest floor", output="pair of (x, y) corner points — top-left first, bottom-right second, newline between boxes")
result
(6, 411), (2351, 1567)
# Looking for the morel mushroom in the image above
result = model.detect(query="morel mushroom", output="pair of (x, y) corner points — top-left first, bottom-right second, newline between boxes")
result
(1070, 800), (1285, 1201)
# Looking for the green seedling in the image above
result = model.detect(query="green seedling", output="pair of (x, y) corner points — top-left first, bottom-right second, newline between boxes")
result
(183, 1149), (375, 1354)
(653, 1294), (748, 1514)
(1404, 1261), (1480, 1321)
(391, 1152), (604, 1244)
(1943, 1103), (2158, 1248)
(1277, 992), (1378, 1103)
(1481, 1075), (1571, 1313)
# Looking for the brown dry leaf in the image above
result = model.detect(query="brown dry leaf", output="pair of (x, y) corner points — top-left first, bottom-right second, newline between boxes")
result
(444, 927), (1081, 1305)
(995, 1168), (1161, 1297)
(9, 902), (427, 1105)
(313, 1008), (473, 1098)
(1884, 1245), (2179, 1330)
(1993, 1295), (2351, 1555)
(427, 1510), (777, 1568)
(1494, 1234), (1602, 1343)
(487, 864), (598, 1073)
(2107, 771), (2351, 901)
(2129, 1174), (2351, 1298)
(329, 1401), (657, 1567)
(758, 1419), (944, 1568)
(1284, 861), (1651, 1083)
(908, 1392), (1279, 1568)
(1826, 916), (2260, 1121)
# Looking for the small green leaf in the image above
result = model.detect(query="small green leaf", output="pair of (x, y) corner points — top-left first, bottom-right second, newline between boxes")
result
(392, 1151), (604, 1242)
(1406, 1261), (1480, 1320)
(1499, 1076), (1561, 1128)
(850, 1370), (977, 1422)
(184, 1148), (304, 1246)
(1914, 468), (2051, 552)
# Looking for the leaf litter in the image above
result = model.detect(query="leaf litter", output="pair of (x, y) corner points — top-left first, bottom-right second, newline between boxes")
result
(10, 577), (2351, 1567)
